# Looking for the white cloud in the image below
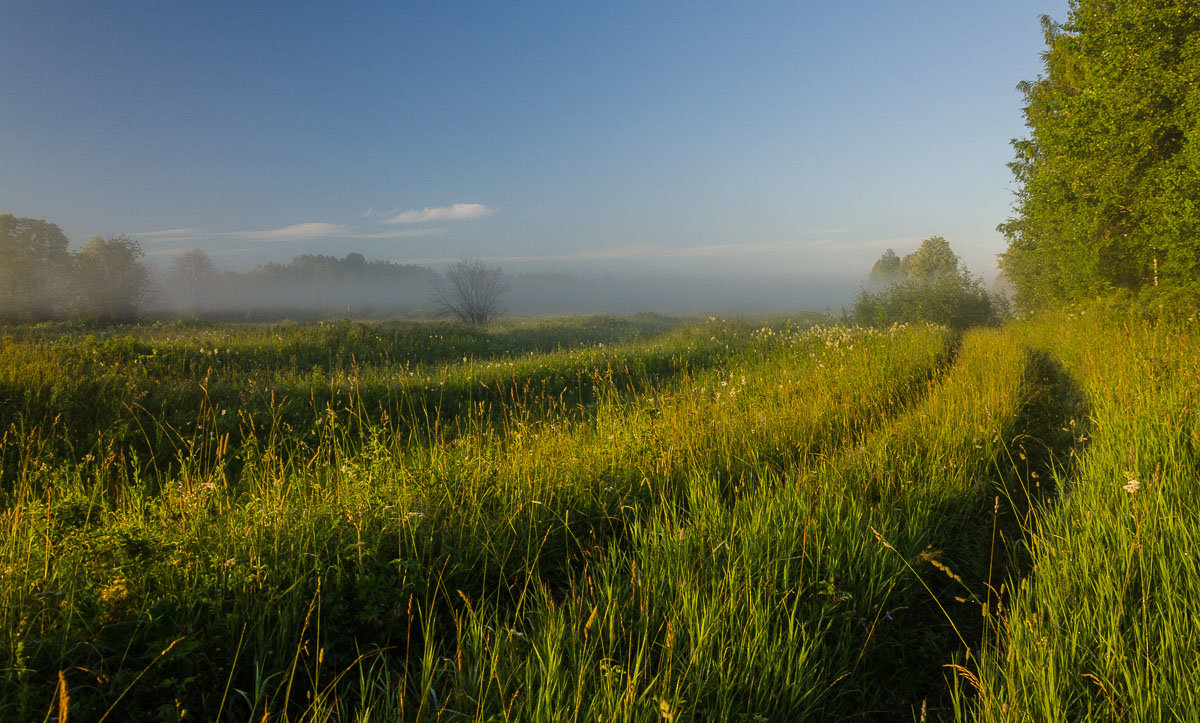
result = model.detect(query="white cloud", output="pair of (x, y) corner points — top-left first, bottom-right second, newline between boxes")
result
(135, 228), (203, 241)
(134, 220), (450, 249)
(231, 222), (347, 242)
(384, 203), (495, 224)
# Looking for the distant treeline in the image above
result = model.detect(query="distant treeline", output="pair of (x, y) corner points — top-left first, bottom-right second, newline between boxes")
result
(0, 215), (440, 323)
(3, 213), (860, 324)
(161, 250), (437, 320)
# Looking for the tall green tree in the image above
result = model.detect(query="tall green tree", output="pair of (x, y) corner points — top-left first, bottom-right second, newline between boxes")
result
(73, 235), (152, 323)
(868, 236), (963, 285)
(869, 248), (902, 284)
(897, 235), (960, 280)
(1001, 3), (1200, 308)
(0, 214), (71, 320)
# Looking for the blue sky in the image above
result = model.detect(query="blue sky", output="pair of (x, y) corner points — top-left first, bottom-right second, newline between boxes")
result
(1, 1), (1068, 278)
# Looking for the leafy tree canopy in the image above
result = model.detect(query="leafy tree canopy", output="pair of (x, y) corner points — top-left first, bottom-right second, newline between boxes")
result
(868, 236), (962, 286)
(0, 214), (71, 319)
(898, 236), (960, 281)
(869, 248), (902, 284)
(858, 236), (1007, 329)
(1000, 2), (1200, 308)
(74, 235), (151, 323)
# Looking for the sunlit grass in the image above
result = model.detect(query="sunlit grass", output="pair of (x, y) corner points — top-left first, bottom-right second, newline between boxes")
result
(961, 309), (1200, 722)
(2, 310), (1194, 721)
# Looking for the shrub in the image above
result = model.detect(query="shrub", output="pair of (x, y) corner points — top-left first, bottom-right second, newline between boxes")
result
(851, 273), (1009, 329)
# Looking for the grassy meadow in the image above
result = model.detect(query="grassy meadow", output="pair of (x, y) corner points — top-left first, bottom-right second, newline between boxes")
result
(0, 309), (1195, 721)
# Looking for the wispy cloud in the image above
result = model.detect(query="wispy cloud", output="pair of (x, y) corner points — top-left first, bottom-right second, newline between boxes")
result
(135, 221), (448, 251)
(136, 223), (347, 245)
(228, 223), (446, 242)
(136, 201), (491, 247)
(384, 203), (495, 224)
(134, 228), (202, 240)
(231, 222), (347, 242)
(362, 206), (400, 218)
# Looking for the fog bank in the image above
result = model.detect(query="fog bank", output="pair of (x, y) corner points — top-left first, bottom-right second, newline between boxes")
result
(146, 253), (859, 320)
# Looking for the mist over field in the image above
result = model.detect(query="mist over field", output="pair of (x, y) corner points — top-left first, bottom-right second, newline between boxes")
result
(501, 269), (858, 316)
(142, 261), (858, 319)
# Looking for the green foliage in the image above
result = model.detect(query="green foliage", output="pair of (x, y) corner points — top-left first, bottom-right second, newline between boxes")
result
(853, 275), (1007, 329)
(869, 248), (902, 284)
(0, 218), (445, 323)
(1, 315), (969, 720)
(0, 214), (71, 320)
(73, 235), (152, 323)
(898, 235), (960, 281)
(962, 310), (1200, 721)
(858, 236), (1009, 328)
(1000, 4), (1200, 308)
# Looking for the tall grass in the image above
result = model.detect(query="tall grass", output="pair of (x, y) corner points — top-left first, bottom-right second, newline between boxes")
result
(383, 325), (1048, 721)
(0, 318), (955, 720)
(0, 316), (737, 477)
(962, 309), (1200, 721)
(4, 309), (1186, 721)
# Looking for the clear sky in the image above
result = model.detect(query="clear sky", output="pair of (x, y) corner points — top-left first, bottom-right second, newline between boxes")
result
(1, 1), (1069, 278)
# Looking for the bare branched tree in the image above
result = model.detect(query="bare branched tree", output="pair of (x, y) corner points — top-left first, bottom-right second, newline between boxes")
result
(169, 248), (217, 313)
(431, 257), (507, 326)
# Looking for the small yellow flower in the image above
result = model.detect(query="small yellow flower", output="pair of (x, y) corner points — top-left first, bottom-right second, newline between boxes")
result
(99, 577), (134, 624)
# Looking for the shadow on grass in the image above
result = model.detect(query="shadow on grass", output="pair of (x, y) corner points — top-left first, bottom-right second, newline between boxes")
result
(268, 332), (967, 720)
(882, 349), (1091, 721)
(0, 336), (735, 495)
(0, 330), (964, 721)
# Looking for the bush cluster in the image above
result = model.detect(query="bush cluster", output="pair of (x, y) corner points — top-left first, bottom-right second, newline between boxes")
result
(852, 275), (1008, 329)
(854, 236), (1009, 329)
